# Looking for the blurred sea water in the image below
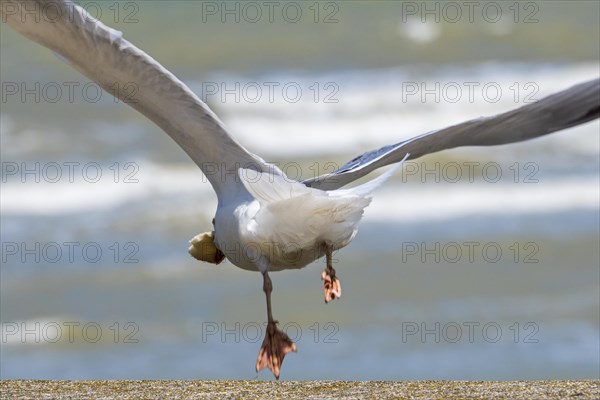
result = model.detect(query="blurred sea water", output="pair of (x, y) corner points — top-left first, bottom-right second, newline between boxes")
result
(1, 1), (598, 380)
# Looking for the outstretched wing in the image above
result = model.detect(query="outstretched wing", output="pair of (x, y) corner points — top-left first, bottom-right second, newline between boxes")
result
(2, 0), (272, 200)
(305, 78), (599, 190)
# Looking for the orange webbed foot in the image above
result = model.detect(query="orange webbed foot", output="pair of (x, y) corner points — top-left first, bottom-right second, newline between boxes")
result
(321, 268), (341, 303)
(256, 321), (297, 379)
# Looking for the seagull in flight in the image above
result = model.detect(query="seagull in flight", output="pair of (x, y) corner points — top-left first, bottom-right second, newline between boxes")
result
(3, 0), (599, 379)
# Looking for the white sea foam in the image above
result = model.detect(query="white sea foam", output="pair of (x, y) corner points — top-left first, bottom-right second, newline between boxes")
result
(0, 162), (215, 215)
(366, 178), (600, 223)
(2, 159), (597, 221)
(203, 62), (600, 159)
(2, 63), (598, 219)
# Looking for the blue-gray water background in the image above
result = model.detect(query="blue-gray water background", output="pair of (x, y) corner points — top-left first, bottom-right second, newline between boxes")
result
(1, 1), (599, 380)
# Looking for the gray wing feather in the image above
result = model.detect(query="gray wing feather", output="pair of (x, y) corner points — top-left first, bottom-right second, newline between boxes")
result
(305, 78), (599, 190)
(2, 0), (271, 200)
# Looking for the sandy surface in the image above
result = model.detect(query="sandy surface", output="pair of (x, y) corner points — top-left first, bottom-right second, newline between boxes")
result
(1, 380), (599, 399)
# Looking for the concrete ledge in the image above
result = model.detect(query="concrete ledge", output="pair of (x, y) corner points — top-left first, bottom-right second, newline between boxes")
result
(1, 380), (598, 399)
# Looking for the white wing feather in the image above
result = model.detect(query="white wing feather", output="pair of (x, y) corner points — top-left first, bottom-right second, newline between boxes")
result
(2, 0), (273, 200)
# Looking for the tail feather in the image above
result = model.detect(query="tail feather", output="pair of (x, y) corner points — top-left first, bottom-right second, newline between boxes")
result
(329, 153), (408, 198)
(237, 155), (407, 254)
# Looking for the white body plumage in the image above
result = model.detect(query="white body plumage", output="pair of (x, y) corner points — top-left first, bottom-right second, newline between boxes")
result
(214, 163), (403, 273)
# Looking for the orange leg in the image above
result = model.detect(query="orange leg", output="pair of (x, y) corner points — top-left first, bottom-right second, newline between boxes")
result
(255, 271), (297, 379)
